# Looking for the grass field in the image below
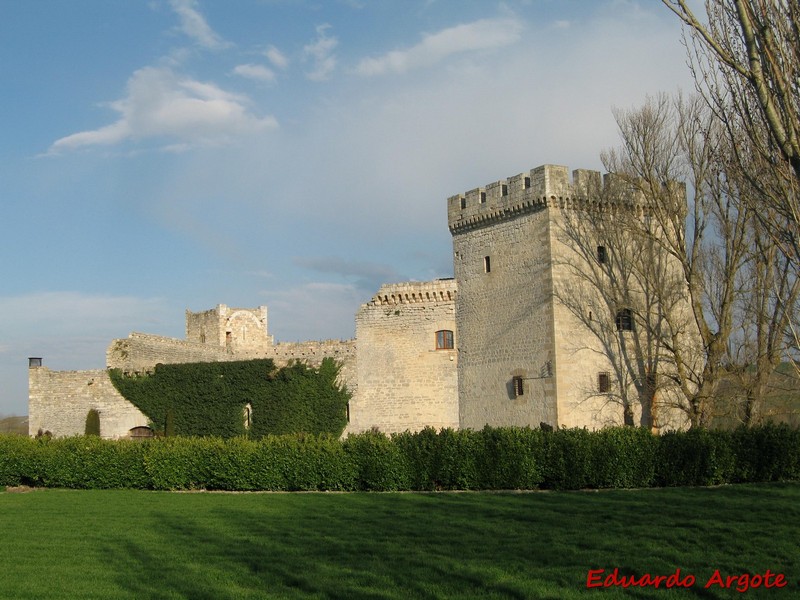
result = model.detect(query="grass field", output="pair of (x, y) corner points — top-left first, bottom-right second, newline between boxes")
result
(1, 484), (798, 599)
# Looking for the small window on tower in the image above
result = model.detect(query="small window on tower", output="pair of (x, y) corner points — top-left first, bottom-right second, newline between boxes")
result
(480, 191), (486, 204)
(513, 376), (524, 398)
(598, 372), (610, 393)
(615, 308), (633, 331)
(484, 256), (491, 273)
(436, 330), (454, 350)
(597, 245), (607, 264)
(460, 197), (466, 210)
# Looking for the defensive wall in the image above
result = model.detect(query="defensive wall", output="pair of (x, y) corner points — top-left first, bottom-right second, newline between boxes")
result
(32, 304), (356, 438)
(29, 162), (693, 437)
(347, 280), (458, 435)
(28, 367), (148, 439)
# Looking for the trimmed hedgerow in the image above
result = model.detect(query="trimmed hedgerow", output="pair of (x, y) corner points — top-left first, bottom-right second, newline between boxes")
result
(730, 423), (800, 483)
(477, 426), (545, 490)
(1, 425), (799, 492)
(344, 431), (412, 491)
(655, 428), (736, 487)
(588, 426), (659, 489)
(30, 436), (150, 489)
(393, 427), (482, 490)
(109, 358), (349, 438)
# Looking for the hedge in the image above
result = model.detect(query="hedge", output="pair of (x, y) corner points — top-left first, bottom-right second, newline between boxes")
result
(0, 424), (798, 492)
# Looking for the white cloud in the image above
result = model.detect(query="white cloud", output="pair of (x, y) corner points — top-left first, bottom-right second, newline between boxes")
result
(355, 17), (524, 76)
(48, 66), (278, 153)
(233, 63), (276, 82)
(266, 45), (289, 70)
(168, 0), (229, 49)
(304, 24), (338, 81)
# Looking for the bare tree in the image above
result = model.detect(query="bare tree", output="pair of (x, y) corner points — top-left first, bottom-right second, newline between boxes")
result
(662, 0), (800, 188)
(554, 173), (683, 429)
(584, 95), (751, 427)
(663, 0), (800, 335)
(726, 212), (800, 424)
(662, 0), (800, 408)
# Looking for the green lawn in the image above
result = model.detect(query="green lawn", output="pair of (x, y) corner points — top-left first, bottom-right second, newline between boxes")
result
(1, 484), (798, 599)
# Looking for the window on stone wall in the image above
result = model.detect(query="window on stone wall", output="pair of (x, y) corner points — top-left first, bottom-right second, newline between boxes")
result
(597, 245), (607, 264)
(484, 256), (491, 273)
(460, 197), (466, 210)
(512, 376), (524, 397)
(615, 308), (633, 331)
(598, 372), (610, 393)
(436, 330), (454, 350)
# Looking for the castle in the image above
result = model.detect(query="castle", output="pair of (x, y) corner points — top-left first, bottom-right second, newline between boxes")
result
(28, 164), (688, 438)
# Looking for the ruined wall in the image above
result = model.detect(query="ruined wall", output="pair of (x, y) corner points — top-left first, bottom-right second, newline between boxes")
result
(236, 339), (357, 396)
(28, 366), (149, 438)
(348, 280), (458, 434)
(185, 304), (273, 351)
(185, 306), (225, 346)
(107, 332), (230, 372)
(28, 303), (359, 438)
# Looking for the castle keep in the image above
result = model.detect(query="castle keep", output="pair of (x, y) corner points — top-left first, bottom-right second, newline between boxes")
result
(29, 164), (687, 438)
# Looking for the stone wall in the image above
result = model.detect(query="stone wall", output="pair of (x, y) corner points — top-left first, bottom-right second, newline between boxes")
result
(107, 332), (230, 372)
(185, 304), (273, 350)
(450, 175), (559, 429)
(448, 165), (619, 429)
(28, 366), (149, 438)
(348, 280), (458, 434)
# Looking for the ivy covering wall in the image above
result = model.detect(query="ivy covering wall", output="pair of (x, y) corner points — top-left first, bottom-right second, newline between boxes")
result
(108, 358), (349, 438)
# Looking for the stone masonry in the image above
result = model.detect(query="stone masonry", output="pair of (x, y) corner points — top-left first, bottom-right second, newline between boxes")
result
(348, 280), (458, 434)
(449, 164), (686, 429)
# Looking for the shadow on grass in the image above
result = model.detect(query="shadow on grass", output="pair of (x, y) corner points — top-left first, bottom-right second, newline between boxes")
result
(98, 484), (800, 599)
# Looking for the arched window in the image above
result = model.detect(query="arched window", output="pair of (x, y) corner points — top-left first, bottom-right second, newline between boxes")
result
(128, 426), (154, 440)
(435, 330), (454, 350)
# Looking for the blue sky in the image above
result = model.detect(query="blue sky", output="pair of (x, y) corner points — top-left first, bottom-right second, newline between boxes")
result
(0, 0), (695, 416)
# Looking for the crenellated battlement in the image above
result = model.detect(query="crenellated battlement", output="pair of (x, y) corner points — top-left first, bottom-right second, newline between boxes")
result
(447, 164), (670, 234)
(365, 279), (457, 306)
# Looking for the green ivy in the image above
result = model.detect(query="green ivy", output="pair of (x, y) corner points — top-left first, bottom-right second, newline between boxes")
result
(84, 409), (100, 436)
(109, 358), (349, 438)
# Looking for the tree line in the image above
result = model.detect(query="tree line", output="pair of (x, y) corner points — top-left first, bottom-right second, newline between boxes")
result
(557, 1), (799, 428)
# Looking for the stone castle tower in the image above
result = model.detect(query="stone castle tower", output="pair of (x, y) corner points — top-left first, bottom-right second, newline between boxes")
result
(185, 304), (273, 351)
(448, 164), (633, 429)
